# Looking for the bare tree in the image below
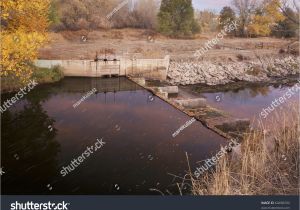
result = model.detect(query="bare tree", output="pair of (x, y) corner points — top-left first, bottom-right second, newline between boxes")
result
(134, 0), (159, 28)
(232, 0), (260, 36)
(195, 10), (218, 32)
(112, 0), (159, 29)
(278, 0), (299, 24)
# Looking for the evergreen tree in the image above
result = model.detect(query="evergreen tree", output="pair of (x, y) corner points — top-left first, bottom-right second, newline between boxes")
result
(49, 0), (61, 27)
(158, 0), (200, 37)
(218, 6), (236, 30)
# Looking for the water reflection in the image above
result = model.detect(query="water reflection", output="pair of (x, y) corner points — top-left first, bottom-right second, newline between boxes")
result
(192, 82), (299, 124)
(2, 77), (225, 195)
(2, 91), (60, 194)
(51, 77), (142, 93)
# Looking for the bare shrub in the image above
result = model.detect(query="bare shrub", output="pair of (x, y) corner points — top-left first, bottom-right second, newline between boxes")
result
(111, 0), (158, 29)
(237, 54), (251, 61)
(246, 65), (262, 76)
(279, 48), (286, 54)
(57, 0), (118, 30)
(57, 0), (158, 30)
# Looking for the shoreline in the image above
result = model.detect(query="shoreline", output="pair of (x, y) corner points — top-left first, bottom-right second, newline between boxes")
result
(1, 66), (64, 94)
(128, 74), (299, 141)
(181, 74), (300, 93)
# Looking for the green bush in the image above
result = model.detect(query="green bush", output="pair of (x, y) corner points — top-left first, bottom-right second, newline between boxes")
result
(1, 65), (64, 93)
(32, 65), (64, 83)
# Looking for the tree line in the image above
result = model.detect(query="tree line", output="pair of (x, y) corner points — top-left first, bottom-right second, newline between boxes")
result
(48, 0), (299, 38)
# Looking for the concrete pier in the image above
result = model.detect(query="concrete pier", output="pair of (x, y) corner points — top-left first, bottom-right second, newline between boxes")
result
(175, 98), (207, 109)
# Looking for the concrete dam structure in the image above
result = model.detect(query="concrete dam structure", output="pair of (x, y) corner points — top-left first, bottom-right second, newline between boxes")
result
(35, 55), (170, 80)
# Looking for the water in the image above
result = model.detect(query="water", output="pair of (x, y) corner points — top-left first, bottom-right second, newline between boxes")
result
(188, 81), (299, 126)
(1, 77), (226, 195)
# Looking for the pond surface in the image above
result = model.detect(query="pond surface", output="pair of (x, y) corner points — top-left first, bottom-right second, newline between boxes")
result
(1, 77), (226, 195)
(187, 81), (299, 126)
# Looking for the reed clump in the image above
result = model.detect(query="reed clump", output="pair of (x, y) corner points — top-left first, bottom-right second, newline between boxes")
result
(190, 104), (299, 195)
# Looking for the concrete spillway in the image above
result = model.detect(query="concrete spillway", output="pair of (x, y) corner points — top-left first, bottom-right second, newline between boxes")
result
(35, 55), (170, 80)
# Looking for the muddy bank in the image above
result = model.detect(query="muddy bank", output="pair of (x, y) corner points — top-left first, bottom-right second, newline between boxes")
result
(167, 56), (299, 86)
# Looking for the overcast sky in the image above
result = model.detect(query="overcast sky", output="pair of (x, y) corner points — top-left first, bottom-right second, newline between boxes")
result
(131, 0), (233, 13)
(192, 0), (232, 12)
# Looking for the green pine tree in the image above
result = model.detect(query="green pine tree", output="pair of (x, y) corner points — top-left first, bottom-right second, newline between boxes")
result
(218, 6), (236, 30)
(158, 0), (200, 37)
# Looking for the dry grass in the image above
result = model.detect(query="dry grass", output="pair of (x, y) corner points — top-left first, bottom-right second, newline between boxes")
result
(189, 103), (299, 195)
(39, 29), (295, 60)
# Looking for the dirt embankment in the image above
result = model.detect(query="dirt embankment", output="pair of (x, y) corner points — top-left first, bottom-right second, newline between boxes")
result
(40, 29), (299, 86)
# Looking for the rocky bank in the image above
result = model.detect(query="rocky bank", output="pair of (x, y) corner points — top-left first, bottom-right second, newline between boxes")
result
(167, 56), (300, 85)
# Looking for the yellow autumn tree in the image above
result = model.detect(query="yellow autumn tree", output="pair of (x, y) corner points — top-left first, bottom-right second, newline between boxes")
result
(248, 0), (285, 36)
(1, 0), (50, 81)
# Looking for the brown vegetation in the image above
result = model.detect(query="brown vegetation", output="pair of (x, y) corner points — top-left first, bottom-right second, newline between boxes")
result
(188, 104), (299, 195)
(52, 0), (158, 30)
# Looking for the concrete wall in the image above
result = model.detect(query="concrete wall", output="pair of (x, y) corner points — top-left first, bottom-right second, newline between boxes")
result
(35, 55), (170, 80)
